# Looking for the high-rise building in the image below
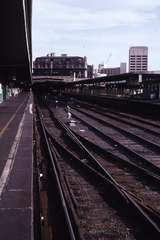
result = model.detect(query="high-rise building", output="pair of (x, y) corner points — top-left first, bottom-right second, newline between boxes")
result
(129, 46), (148, 72)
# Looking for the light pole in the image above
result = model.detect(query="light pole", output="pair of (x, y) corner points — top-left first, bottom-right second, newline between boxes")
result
(50, 60), (53, 76)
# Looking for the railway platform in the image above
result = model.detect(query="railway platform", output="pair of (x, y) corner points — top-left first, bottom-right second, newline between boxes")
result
(0, 92), (33, 240)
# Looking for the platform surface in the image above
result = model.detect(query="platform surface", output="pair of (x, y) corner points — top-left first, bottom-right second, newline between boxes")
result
(0, 92), (33, 240)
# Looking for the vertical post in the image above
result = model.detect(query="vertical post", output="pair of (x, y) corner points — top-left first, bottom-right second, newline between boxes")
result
(0, 84), (2, 103)
(158, 83), (160, 100)
(2, 85), (7, 101)
(73, 72), (76, 81)
(50, 60), (53, 76)
(138, 74), (142, 83)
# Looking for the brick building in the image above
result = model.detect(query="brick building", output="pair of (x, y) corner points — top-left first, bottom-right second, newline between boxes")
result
(33, 53), (88, 78)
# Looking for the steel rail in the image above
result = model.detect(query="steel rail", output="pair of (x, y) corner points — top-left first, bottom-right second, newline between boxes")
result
(43, 110), (160, 237)
(46, 104), (160, 189)
(36, 106), (77, 240)
(70, 110), (160, 176)
(72, 98), (160, 129)
(72, 106), (160, 153)
(72, 130), (160, 185)
(47, 106), (118, 184)
(74, 101), (160, 137)
(70, 131), (160, 221)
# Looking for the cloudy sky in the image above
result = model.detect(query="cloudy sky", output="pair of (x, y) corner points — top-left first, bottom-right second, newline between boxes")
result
(33, 0), (160, 70)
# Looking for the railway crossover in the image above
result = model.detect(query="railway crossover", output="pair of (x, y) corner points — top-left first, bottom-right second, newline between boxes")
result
(34, 95), (160, 239)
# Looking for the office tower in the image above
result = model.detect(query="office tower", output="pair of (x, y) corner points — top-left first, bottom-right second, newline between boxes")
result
(129, 46), (148, 72)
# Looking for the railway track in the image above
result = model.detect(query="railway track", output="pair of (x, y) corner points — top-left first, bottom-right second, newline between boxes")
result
(71, 106), (160, 151)
(69, 107), (160, 175)
(35, 108), (78, 240)
(72, 98), (160, 132)
(49, 104), (160, 214)
(35, 100), (160, 239)
(71, 131), (160, 212)
(72, 100), (160, 145)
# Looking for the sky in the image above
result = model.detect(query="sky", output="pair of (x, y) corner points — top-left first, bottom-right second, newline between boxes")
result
(32, 0), (160, 70)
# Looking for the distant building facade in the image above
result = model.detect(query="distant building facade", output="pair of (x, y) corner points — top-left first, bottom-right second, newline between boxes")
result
(99, 67), (120, 76)
(98, 62), (126, 76)
(120, 62), (127, 74)
(129, 46), (148, 73)
(87, 65), (94, 78)
(33, 53), (88, 78)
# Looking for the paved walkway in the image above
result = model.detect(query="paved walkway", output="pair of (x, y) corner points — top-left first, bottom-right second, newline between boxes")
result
(0, 92), (33, 240)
